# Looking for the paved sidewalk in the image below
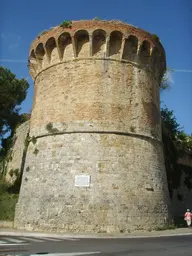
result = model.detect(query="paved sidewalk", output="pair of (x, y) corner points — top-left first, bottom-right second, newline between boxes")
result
(0, 227), (192, 239)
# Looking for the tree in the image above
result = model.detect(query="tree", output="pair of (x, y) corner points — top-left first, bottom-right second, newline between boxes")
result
(161, 107), (192, 197)
(161, 107), (181, 139)
(160, 68), (173, 91)
(0, 66), (29, 139)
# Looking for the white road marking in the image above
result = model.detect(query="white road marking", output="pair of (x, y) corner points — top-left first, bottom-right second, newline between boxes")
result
(58, 238), (79, 241)
(40, 237), (78, 242)
(21, 237), (46, 242)
(0, 236), (79, 246)
(0, 243), (29, 246)
(29, 253), (100, 256)
(22, 237), (79, 242)
(2, 237), (26, 243)
(0, 240), (7, 244)
(40, 237), (62, 242)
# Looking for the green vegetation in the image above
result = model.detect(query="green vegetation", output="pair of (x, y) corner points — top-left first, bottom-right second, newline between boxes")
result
(0, 180), (19, 220)
(130, 126), (136, 132)
(46, 122), (53, 131)
(151, 34), (160, 41)
(31, 136), (37, 145)
(155, 223), (176, 231)
(159, 69), (192, 198)
(9, 168), (19, 177)
(160, 68), (174, 91)
(0, 66), (30, 179)
(0, 68), (29, 218)
(45, 122), (59, 133)
(60, 20), (72, 28)
(14, 168), (19, 177)
(0, 66), (29, 139)
(93, 17), (101, 21)
(33, 148), (39, 155)
(9, 169), (14, 177)
(161, 106), (192, 197)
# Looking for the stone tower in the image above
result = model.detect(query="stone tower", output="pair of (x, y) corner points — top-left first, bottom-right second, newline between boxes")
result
(15, 20), (171, 232)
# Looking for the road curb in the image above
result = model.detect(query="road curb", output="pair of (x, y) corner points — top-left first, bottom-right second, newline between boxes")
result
(0, 230), (192, 239)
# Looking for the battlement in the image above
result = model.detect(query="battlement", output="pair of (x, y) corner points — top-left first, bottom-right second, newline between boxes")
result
(28, 20), (166, 81)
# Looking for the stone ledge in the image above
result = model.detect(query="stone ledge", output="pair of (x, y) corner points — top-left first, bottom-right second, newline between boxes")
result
(0, 227), (192, 239)
(33, 129), (162, 145)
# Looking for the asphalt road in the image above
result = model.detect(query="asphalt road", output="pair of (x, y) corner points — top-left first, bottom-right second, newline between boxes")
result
(0, 235), (192, 255)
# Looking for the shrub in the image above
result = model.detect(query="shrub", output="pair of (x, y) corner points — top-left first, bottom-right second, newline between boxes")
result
(26, 166), (30, 172)
(151, 34), (160, 41)
(9, 169), (14, 177)
(130, 126), (136, 132)
(60, 20), (72, 28)
(33, 148), (39, 155)
(155, 223), (176, 231)
(0, 180), (19, 220)
(46, 122), (53, 132)
(31, 136), (37, 145)
(45, 122), (59, 133)
(0, 180), (8, 196)
(13, 169), (19, 177)
(93, 17), (101, 20)
(0, 193), (19, 220)
(9, 168), (19, 177)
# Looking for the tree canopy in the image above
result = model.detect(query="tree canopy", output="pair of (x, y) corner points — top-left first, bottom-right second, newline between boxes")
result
(0, 66), (29, 139)
(161, 106), (192, 197)
(160, 68), (173, 91)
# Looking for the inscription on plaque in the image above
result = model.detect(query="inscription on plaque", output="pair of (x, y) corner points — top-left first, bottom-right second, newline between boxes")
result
(75, 175), (90, 187)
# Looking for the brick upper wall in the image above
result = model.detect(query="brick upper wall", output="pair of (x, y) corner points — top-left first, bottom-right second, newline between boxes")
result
(28, 20), (166, 82)
(30, 20), (164, 53)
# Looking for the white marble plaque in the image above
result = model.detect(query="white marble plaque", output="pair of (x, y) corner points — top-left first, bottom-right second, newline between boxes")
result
(75, 175), (90, 187)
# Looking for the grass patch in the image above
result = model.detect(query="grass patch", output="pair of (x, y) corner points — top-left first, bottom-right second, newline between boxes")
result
(0, 180), (19, 221)
(154, 223), (176, 231)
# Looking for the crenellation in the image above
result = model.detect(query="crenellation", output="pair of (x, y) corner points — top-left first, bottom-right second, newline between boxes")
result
(28, 21), (165, 82)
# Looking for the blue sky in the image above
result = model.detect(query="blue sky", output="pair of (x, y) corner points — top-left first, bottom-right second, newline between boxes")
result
(0, 0), (191, 134)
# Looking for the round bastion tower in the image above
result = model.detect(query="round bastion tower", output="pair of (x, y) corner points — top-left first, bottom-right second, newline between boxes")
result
(14, 20), (172, 232)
